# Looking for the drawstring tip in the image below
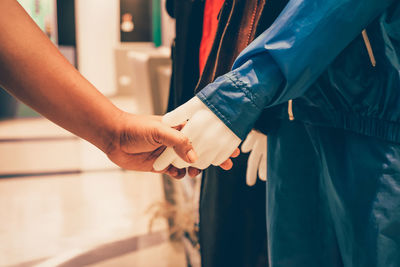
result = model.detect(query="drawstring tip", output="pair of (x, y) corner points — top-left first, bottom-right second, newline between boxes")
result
(362, 29), (376, 67)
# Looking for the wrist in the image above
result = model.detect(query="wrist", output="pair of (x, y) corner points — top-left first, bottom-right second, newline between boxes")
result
(96, 107), (125, 155)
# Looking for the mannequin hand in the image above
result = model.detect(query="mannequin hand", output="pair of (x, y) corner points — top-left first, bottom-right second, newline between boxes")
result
(153, 97), (242, 171)
(186, 147), (241, 178)
(241, 130), (267, 186)
(106, 112), (196, 179)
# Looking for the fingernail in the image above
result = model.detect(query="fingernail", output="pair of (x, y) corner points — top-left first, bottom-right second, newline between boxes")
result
(187, 149), (198, 163)
(169, 169), (178, 177)
(191, 170), (201, 178)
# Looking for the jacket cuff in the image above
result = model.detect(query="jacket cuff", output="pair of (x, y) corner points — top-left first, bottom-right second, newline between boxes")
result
(197, 54), (283, 139)
(196, 74), (258, 139)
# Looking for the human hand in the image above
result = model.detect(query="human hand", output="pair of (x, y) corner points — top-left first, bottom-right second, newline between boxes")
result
(105, 112), (197, 178)
(241, 130), (267, 186)
(153, 97), (242, 172)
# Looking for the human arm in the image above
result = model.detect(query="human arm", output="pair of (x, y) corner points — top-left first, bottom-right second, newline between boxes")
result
(0, 0), (196, 177)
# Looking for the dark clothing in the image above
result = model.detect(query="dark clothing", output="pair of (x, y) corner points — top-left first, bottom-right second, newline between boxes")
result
(166, 0), (204, 112)
(195, 0), (400, 265)
(196, 1), (288, 266)
(200, 155), (268, 267)
(168, 0), (400, 266)
(194, 0), (289, 136)
(166, 0), (287, 266)
(267, 119), (400, 266)
(198, 0), (400, 141)
(198, 0), (225, 74)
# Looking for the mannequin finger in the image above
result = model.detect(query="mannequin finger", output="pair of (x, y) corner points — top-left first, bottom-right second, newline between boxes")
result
(172, 123), (214, 169)
(212, 138), (241, 166)
(180, 110), (211, 138)
(213, 147), (237, 166)
(258, 134), (267, 181)
(162, 97), (204, 126)
(193, 157), (216, 169)
(169, 114), (207, 164)
(246, 150), (261, 186)
(258, 152), (267, 181)
(190, 149), (216, 169)
(187, 121), (226, 167)
(211, 147), (240, 167)
(192, 161), (212, 170)
(172, 157), (190, 169)
(153, 147), (178, 171)
(210, 140), (231, 166)
(246, 167), (257, 186)
(241, 132), (256, 153)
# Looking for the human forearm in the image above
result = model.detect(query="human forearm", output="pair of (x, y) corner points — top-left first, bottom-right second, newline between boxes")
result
(0, 0), (120, 152)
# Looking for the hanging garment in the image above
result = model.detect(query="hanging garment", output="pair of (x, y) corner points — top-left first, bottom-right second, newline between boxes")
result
(166, 0), (289, 266)
(195, 0), (289, 135)
(198, 0), (225, 75)
(165, 0), (204, 112)
(267, 119), (400, 266)
(197, 0), (400, 141)
(197, 1), (288, 266)
(198, 1), (269, 267)
(191, 0), (400, 265)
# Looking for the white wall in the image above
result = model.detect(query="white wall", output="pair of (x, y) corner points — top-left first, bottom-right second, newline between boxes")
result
(75, 0), (119, 96)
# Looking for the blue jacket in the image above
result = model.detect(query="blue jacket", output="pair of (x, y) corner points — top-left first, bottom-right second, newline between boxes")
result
(197, 0), (400, 143)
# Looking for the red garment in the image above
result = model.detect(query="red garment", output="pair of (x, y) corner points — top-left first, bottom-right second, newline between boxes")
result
(199, 0), (225, 75)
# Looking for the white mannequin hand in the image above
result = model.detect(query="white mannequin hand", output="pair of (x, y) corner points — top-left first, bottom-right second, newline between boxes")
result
(241, 130), (267, 186)
(153, 97), (242, 171)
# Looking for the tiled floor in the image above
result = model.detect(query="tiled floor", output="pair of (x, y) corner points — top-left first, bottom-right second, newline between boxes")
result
(0, 170), (186, 267)
(0, 111), (187, 267)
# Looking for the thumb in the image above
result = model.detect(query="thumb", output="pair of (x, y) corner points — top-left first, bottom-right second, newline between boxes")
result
(246, 149), (260, 186)
(163, 97), (204, 126)
(154, 124), (197, 164)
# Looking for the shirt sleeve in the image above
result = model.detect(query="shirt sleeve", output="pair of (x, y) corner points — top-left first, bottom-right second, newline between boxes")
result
(197, 0), (395, 139)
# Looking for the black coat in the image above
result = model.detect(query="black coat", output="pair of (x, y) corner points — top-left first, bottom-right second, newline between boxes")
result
(166, 1), (288, 266)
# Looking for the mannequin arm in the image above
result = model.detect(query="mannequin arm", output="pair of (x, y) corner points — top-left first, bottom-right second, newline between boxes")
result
(155, 0), (393, 171)
(198, 0), (394, 139)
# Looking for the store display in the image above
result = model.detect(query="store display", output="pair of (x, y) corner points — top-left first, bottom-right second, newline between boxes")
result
(241, 130), (267, 186)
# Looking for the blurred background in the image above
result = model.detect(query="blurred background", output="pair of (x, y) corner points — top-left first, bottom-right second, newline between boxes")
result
(0, 1), (200, 266)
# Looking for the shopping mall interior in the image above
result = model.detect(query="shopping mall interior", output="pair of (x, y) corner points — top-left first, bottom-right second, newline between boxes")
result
(0, 1), (201, 266)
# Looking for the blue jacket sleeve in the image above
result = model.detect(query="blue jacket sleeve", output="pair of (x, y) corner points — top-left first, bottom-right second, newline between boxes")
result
(196, 0), (394, 139)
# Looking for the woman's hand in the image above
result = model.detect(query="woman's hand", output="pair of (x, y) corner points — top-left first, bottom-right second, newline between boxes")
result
(106, 113), (198, 178)
(0, 0), (196, 179)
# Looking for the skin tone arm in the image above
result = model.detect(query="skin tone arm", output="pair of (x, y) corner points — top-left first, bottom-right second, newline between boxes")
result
(0, 0), (238, 178)
(0, 0), (201, 178)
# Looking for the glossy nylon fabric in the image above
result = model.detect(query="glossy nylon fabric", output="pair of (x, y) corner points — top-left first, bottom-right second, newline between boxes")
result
(197, 0), (399, 141)
(267, 119), (400, 266)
